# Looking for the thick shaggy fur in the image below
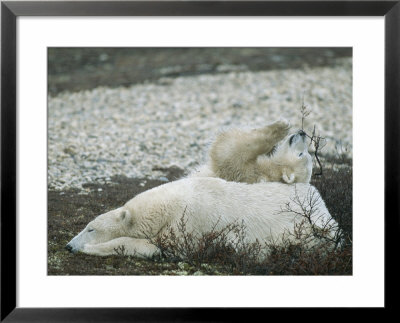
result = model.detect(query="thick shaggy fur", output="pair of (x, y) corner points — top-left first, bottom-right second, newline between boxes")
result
(190, 120), (312, 184)
(66, 177), (336, 258)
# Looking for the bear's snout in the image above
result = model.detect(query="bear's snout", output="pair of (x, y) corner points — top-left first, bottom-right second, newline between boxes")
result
(298, 130), (306, 137)
(65, 243), (78, 253)
(65, 243), (73, 252)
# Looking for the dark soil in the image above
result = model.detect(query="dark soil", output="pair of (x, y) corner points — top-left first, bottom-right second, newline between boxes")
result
(48, 159), (352, 276)
(48, 47), (351, 96)
(48, 166), (185, 275)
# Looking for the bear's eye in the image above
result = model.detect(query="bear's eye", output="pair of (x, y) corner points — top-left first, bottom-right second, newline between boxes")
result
(88, 228), (94, 233)
(298, 152), (303, 157)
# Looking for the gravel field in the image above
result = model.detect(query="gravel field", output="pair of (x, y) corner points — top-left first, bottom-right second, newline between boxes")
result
(48, 57), (352, 191)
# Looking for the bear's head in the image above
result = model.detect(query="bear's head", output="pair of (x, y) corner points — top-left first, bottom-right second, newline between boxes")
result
(66, 207), (132, 253)
(270, 130), (313, 184)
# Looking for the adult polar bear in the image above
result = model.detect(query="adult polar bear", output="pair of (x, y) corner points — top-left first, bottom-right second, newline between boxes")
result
(66, 177), (337, 258)
(66, 120), (334, 258)
(190, 120), (313, 184)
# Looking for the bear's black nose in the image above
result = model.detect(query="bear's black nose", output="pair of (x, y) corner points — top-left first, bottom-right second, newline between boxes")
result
(65, 244), (73, 252)
(298, 130), (306, 137)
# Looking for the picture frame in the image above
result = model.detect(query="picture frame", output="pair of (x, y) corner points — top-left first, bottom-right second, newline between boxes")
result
(1, 1), (398, 321)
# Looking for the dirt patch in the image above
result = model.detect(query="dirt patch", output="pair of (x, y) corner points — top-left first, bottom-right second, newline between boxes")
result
(48, 47), (352, 96)
(48, 167), (185, 275)
(48, 161), (352, 276)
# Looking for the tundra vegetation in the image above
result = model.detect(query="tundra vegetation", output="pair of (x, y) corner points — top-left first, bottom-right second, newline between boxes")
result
(49, 144), (352, 276)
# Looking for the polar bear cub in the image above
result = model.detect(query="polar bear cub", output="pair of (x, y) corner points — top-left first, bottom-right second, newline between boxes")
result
(190, 120), (312, 184)
(66, 177), (337, 258)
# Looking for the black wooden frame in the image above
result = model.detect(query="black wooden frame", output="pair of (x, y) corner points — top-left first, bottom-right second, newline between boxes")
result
(1, 1), (399, 321)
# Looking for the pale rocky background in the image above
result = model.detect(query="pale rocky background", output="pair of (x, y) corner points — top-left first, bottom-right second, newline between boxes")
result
(48, 48), (352, 191)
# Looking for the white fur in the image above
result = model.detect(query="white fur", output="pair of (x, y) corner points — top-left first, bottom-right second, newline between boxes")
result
(66, 177), (336, 258)
(190, 121), (313, 184)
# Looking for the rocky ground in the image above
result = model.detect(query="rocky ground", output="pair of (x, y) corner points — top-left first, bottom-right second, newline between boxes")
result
(47, 48), (352, 275)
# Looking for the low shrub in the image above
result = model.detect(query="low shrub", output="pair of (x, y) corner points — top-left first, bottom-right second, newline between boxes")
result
(146, 167), (352, 275)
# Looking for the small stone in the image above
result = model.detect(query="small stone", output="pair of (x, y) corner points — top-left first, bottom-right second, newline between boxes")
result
(48, 57), (352, 191)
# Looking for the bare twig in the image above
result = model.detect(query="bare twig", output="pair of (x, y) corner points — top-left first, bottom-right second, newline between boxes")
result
(300, 93), (311, 131)
(309, 126), (326, 176)
(278, 185), (343, 249)
(299, 98), (326, 176)
(114, 245), (126, 256)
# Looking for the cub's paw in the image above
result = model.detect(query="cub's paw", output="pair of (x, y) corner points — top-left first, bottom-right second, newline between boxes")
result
(266, 119), (291, 141)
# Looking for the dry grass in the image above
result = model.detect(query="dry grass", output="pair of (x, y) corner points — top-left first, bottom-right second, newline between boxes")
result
(48, 156), (352, 276)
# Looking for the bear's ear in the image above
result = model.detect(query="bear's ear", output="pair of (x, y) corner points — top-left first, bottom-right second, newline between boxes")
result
(282, 172), (295, 184)
(119, 209), (132, 225)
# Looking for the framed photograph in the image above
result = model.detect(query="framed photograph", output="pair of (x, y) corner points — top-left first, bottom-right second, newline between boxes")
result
(1, 1), (398, 321)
